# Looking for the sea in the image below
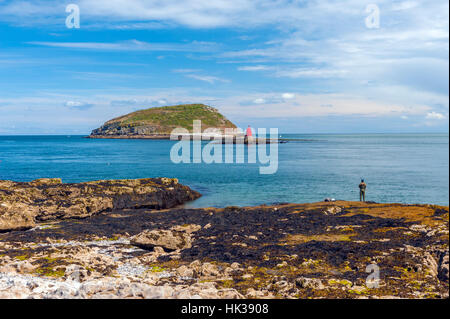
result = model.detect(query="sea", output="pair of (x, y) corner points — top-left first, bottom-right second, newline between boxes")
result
(0, 134), (448, 207)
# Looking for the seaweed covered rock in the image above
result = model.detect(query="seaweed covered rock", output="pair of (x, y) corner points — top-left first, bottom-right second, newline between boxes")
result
(0, 178), (200, 232)
(0, 200), (448, 299)
(438, 250), (449, 282)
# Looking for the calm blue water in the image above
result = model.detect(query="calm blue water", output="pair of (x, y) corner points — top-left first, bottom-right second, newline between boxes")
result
(0, 134), (448, 207)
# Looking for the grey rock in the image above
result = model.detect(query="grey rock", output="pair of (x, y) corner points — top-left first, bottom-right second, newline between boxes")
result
(296, 277), (325, 290)
(131, 229), (192, 251)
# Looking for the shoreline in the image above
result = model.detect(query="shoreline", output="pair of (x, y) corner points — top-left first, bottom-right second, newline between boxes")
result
(85, 134), (172, 139)
(0, 178), (448, 299)
(86, 134), (286, 144)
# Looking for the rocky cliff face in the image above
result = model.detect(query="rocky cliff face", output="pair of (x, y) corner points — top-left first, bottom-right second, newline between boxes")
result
(90, 122), (161, 137)
(89, 104), (237, 138)
(0, 178), (200, 232)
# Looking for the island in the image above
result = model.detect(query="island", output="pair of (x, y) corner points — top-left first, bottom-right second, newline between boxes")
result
(88, 104), (238, 139)
(87, 103), (281, 143)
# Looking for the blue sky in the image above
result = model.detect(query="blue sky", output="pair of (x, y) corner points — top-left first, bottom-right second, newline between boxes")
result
(0, 0), (448, 134)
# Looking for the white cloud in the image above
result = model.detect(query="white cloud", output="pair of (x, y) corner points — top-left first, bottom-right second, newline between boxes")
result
(28, 40), (218, 52)
(0, 0), (441, 33)
(276, 68), (349, 78)
(426, 111), (446, 120)
(221, 92), (432, 118)
(171, 67), (230, 85)
(110, 99), (139, 107)
(185, 74), (229, 84)
(391, 1), (419, 11)
(237, 65), (272, 71)
(1, 89), (445, 134)
(65, 101), (93, 110)
(282, 93), (295, 99)
(0, 0), (448, 133)
(253, 98), (266, 104)
(172, 69), (202, 73)
(0, 0), (369, 28)
(65, 101), (83, 107)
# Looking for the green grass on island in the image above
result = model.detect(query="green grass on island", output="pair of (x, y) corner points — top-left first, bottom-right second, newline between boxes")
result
(104, 104), (236, 132)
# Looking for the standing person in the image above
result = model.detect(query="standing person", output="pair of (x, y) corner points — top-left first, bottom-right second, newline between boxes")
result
(359, 179), (367, 202)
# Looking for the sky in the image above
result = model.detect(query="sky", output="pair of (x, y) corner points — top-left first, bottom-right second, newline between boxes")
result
(0, 0), (448, 134)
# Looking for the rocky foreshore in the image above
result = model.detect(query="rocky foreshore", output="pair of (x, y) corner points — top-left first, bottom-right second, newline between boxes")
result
(0, 178), (200, 232)
(0, 179), (448, 299)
